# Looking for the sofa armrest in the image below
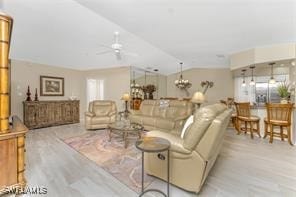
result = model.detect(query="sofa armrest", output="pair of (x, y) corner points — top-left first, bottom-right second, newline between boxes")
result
(109, 111), (117, 116)
(130, 110), (141, 115)
(85, 112), (95, 117)
(174, 116), (189, 121)
(145, 131), (192, 154)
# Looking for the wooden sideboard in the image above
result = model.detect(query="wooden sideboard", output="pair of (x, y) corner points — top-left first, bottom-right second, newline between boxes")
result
(23, 100), (80, 129)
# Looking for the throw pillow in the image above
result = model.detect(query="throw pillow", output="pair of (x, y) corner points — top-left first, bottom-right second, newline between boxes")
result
(181, 115), (193, 139)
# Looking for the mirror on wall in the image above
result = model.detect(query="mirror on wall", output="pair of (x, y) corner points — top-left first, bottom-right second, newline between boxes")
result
(130, 66), (167, 109)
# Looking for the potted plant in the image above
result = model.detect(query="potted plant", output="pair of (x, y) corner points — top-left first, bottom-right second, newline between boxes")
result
(277, 81), (291, 104)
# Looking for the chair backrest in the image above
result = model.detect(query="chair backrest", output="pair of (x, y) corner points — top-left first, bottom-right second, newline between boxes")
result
(266, 103), (294, 124)
(182, 104), (227, 151)
(89, 100), (117, 116)
(234, 102), (251, 117)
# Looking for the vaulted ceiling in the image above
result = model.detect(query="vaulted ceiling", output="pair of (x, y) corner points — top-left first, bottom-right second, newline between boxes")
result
(1, 0), (296, 74)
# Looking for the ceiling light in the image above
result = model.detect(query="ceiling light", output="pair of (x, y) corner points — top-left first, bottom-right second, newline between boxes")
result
(249, 66), (255, 86)
(269, 62), (276, 84)
(175, 62), (192, 90)
(291, 61), (296, 66)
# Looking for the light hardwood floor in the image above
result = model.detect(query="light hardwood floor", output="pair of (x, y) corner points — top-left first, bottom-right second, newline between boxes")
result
(17, 124), (296, 196)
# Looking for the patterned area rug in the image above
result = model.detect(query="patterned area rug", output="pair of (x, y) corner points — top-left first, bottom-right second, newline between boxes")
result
(62, 130), (155, 193)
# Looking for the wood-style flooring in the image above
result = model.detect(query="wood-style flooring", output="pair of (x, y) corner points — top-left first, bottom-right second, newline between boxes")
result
(17, 123), (296, 196)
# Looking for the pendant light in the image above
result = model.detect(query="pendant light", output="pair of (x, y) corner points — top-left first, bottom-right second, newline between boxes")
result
(174, 62), (192, 89)
(241, 69), (246, 87)
(269, 62), (276, 84)
(249, 66), (255, 86)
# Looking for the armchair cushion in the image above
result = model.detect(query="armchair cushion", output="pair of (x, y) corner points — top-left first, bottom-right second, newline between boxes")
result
(85, 112), (95, 117)
(146, 131), (191, 155)
(93, 105), (111, 116)
(91, 116), (110, 124)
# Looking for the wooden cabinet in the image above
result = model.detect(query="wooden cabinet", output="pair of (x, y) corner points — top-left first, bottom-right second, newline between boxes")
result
(0, 116), (28, 192)
(23, 100), (80, 129)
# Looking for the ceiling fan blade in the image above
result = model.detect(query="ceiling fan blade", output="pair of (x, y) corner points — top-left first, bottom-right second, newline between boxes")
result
(97, 44), (112, 49)
(96, 50), (113, 55)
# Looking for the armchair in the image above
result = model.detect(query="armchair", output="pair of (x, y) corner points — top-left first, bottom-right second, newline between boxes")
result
(85, 100), (117, 130)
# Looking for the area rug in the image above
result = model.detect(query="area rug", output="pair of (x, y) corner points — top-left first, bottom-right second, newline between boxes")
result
(62, 130), (155, 193)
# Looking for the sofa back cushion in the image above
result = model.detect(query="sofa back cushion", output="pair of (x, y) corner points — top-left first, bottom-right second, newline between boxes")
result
(90, 100), (116, 116)
(165, 100), (192, 119)
(196, 108), (232, 160)
(183, 104), (226, 150)
(152, 100), (167, 118)
(140, 100), (156, 116)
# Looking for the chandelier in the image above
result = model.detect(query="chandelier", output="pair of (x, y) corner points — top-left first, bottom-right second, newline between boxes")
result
(175, 62), (192, 89)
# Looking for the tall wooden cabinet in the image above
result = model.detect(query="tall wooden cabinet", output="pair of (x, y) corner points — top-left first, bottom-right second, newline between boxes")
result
(23, 100), (80, 129)
(0, 13), (28, 194)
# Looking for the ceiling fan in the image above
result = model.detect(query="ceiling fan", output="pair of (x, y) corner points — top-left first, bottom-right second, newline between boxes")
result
(96, 31), (138, 60)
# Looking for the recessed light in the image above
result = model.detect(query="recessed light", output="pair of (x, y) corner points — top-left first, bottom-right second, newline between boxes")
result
(153, 69), (159, 72)
(291, 61), (296, 66)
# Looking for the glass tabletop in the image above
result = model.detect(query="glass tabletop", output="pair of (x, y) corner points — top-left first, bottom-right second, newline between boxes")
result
(109, 121), (143, 131)
(135, 137), (170, 152)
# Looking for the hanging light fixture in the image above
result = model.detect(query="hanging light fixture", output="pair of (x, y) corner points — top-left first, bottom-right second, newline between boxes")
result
(175, 62), (192, 90)
(241, 69), (247, 87)
(269, 62), (276, 84)
(249, 66), (255, 86)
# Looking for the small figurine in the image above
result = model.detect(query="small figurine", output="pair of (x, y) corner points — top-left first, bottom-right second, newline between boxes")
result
(34, 88), (39, 101)
(26, 86), (32, 101)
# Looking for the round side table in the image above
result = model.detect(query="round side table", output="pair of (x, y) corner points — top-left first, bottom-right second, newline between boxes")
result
(135, 137), (171, 197)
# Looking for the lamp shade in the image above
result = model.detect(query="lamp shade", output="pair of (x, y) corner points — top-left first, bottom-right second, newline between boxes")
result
(121, 93), (130, 101)
(191, 91), (205, 104)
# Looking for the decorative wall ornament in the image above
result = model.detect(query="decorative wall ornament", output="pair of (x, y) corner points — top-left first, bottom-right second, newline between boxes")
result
(201, 81), (214, 94)
(40, 76), (64, 96)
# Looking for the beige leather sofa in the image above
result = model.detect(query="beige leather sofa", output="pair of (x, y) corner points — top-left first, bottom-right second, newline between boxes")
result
(130, 100), (193, 134)
(85, 100), (117, 129)
(144, 104), (232, 193)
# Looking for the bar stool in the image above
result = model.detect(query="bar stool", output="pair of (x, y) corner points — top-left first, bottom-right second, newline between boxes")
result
(264, 103), (294, 145)
(234, 102), (261, 138)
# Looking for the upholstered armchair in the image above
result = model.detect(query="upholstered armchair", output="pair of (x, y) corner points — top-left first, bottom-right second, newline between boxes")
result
(144, 104), (232, 193)
(85, 100), (117, 130)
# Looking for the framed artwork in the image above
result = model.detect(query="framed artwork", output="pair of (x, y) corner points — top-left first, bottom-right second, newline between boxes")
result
(40, 76), (64, 96)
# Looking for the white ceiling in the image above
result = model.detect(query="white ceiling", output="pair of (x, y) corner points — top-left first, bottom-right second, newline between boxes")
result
(1, 0), (296, 74)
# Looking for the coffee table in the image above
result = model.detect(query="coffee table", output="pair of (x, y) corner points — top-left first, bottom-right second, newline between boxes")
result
(135, 137), (171, 197)
(108, 121), (144, 148)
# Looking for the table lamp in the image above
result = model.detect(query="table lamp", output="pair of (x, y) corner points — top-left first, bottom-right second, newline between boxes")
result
(121, 93), (130, 114)
(191, 91), (205, 109)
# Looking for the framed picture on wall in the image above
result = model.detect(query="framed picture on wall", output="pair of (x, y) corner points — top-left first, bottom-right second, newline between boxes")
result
(40, 76), (64, 96)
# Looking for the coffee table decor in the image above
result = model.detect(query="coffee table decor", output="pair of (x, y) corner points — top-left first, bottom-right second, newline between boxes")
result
(109, 121), (144, 148)
(136, 137), (171, 197)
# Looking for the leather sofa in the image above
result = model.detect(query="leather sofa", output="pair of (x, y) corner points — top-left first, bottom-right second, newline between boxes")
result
(144, 103), (232, 193)
(85, 100), (117, 129)
(129, 100), (193, 134)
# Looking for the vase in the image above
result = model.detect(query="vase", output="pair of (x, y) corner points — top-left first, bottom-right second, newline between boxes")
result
(148, 92), (153, 100)
(280, 98), (288, 104)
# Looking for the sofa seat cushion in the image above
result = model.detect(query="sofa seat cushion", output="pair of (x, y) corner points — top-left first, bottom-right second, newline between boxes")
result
(155, 118), (175, 130)
(142, 116), (156, 126)
(130, 115), (143, 124)
(91, 116), (110, 124)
